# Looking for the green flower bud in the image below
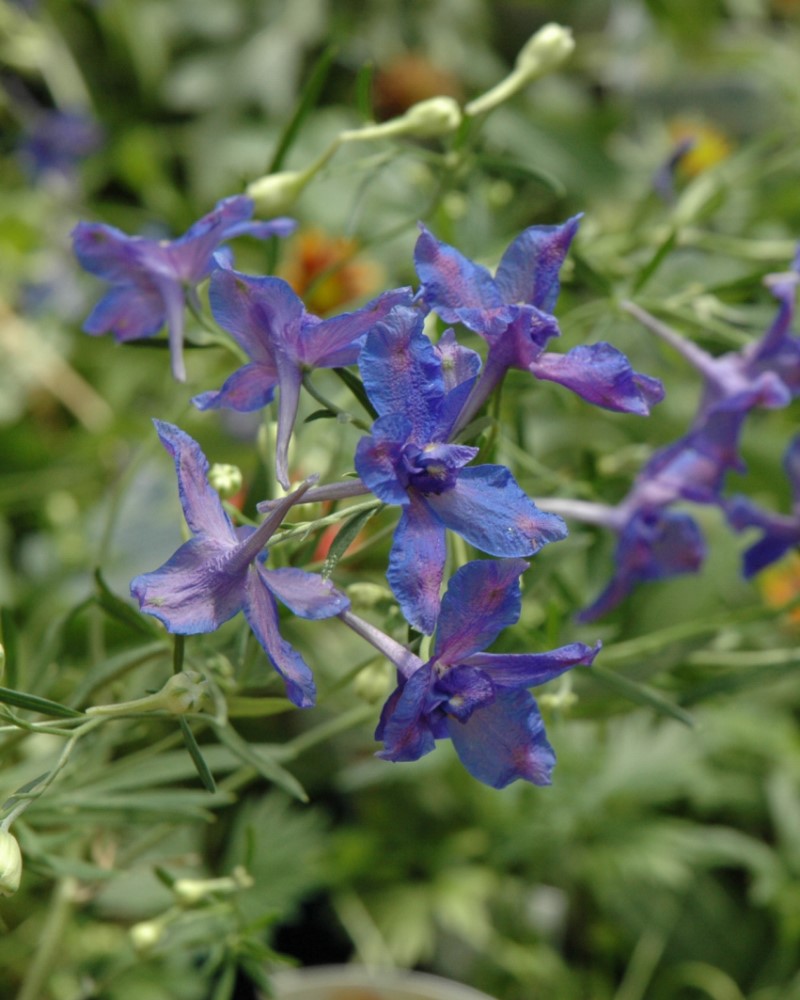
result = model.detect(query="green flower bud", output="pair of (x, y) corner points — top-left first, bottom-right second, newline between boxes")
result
(399, 96), (462, 137)
(0, 830), (22, 897)
(246, 170), (307, 214)
(354, 661), (391, 704)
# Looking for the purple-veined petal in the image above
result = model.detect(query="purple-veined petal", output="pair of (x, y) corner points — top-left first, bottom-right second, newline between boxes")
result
(375, 664), (437, 762)
(435, 328), (482, 392)
(495, 215), (582, 312)
(259, 565), (350, 619)
(434, 558), (528, 662)
(130, 536), (244, 634)
(414, 224), (506, 319)
(358, 306), (446, 441)
(193, 362), (278, 413)
(464, 640), (600, 689)
(436, 665), (496, 721)
(447, 690), (556, 788)
(172, 196), (259, 282)
(529, 343), (665, 414)
(426, 465), (567, 557)
(387, 494), (447, 634)
(209, 269), (304, 363)
(82, 283), (165, 342)
(72, 221), (146, 282)
(153, 420), (237, 540)
(303, 287), (414, 366)
(354, 415), (413, 505)
(243, 564), (317, 707)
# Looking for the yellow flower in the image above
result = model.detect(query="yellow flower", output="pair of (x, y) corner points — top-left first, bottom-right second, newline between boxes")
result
(668, 118), (733, 178)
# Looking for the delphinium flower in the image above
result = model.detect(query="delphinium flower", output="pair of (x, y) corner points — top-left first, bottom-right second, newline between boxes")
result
(725, 434), (800, 579)
(541, 408), (747, 621)
(19, 107), (102, 180)
(340, 558), (599, 788)
(130, 420), (349, 707)
(622, 253), (800, 424)
(414, 217), (664, 434)
(192, 265), (412, 489)
(72, 196), (297, 382)
(354, 305), (566, 633)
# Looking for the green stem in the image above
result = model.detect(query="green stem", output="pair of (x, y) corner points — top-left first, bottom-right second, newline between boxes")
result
(16, 876), (77, 1000)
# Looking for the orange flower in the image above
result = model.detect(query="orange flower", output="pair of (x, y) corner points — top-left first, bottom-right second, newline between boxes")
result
(757, 551), (800, 626)
(279, 228), (383, 316)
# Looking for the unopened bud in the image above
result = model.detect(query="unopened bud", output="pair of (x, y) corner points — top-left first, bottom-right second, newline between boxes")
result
(515, 23), (575, 77)
(208, 463), (243, 500)
(0, 830), (23, 897)
(173, 866), (254, 906)
(87, 670), (208, 717)
(246, 170), (307, 214)
(400, 96), (462, 138)
(354, 661), (391, 704)
(130, 919), (164, 953)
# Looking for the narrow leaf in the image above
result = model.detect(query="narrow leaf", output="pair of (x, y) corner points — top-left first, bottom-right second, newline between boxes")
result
(333, 367), (378, 419)
(268, 44), (338, 173)
(94, 568), (161, 637)
(322, 505), (378, 579)
(179, 717), (217, 793)
(304, 408), (338, 424)
(587, 665), (694, 727)
(1, 608), (18, 688)
(213, 723), (308, 802)
(355, 61), (375, 122)
(632, 227), (677, 295)
(0, 686), (83, 719)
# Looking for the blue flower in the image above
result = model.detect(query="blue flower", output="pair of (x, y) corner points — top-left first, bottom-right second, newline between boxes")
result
(726, 434), (800, 578)
(130, 421), (349, 707)
(19, 108), (102, 180)
(72, 197), (296, 381)
(355, 306), (566, 633)
(414, 218), (663, 431)
(342, 559), (599, 788)
(193, 266), (412, 488)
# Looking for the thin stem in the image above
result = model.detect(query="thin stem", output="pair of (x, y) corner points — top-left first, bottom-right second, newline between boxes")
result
(301, 371), (371, 432)
(338, 609), (421, 679)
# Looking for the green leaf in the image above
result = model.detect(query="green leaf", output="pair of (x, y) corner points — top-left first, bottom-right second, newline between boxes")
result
(179, 717), (217, 793)
(322, 505), (378, 579)
(94, 568), (161, 637)
(268, 43), (338, 173)
(1, 608), (18, 688)
(333, 367), (378, 419)
(213, 723), (308, 803)
(473, 153), (567, 196)
(0, 686), (84, 719)
(304, 407), (338, 424)
(355, 60), (375, 122)
(587, 665), (694, 727)
(631, 227), (678, 295)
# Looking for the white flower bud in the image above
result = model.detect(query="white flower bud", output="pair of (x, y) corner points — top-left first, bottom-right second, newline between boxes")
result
(130, 919), (164, 953)
(400, 96), (462, 137)
(208, 463), (243, 500)
(0, 830), (23, 897)
(515, 23), (575, 78)
(246, 170), (306, 214)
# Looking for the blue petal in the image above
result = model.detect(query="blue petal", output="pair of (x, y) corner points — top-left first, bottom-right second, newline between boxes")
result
(464, 641), (600, 689)
(387, 494), (447, 634)
(172, 195), (259, 282)
(209, 269), (304, 363)
(358, 306), (446, 441)
(414, 224), (505, 319)
(303, 287), (414, 367)
(82, 283), (165, 342)
(243, 565), (317, 707)
(530, 343), (665, 414)
(447, 690), (556, 788)
(426, 465), (567, 556)
(354, 415), (414, 506)
(260, 566), (350, 619)
(434, 559), (528, 662)
(436, 665), (496, 721)
(72, 221), (144, 282)
(375, 664), (437, 762)
(153, 421), (237, 540)
(131, 536), (244, 634)
(193, 362), (278, 413)
(494, 215), (582, 312)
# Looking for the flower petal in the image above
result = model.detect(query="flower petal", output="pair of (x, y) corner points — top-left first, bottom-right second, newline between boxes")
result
(243, 565), (317, 707)
(434, 559), (528, 662)
(464, 640), (600, 688)
(130, 537), (244, 634)
(414, 224), (505, 318)
(209, 269), (303, 363)
(375, 664), (437, 762)
(425, 465), (567, 557)
(82, 283), (165, 342)
(447, 690), (556, 788)
(259, 565), (350, 619)
(387, 494), (447, 634)
(153, 420), (236, 540)
(494, 215), (581, 313)
(304, 287), (414, 366)
(193, 362), (278, 413)
(355, 415), (414, 506)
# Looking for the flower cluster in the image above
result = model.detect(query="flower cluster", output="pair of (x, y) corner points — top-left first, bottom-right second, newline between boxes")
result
(540, 257), (800, 619)
(74, 203), (663, 786)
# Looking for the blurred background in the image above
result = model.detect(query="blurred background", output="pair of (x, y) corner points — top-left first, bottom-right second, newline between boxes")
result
(2, 1), (800, 998)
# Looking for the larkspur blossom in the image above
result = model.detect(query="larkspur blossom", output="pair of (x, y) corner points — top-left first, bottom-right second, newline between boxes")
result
(726, 434), (800, 578)
(130, 421), (349, 707)
(193, 265), (412, 488)
(72, 196), (296, 381)
(355, 305), (566, 633)
(414, 218), (664, 433)
(341, 558), (599, 788)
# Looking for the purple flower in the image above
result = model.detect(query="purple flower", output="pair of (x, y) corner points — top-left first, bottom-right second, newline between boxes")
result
(414, 218), (663, 431)
(355, 307), (566, 633)
(72, 197), (296, 381)
(193, 266), (412, 489)
(726, 434), (800, 578)
(19, 108), (102, 180)
(342, 559), (599, 788)
(130, 421), (349, 707)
